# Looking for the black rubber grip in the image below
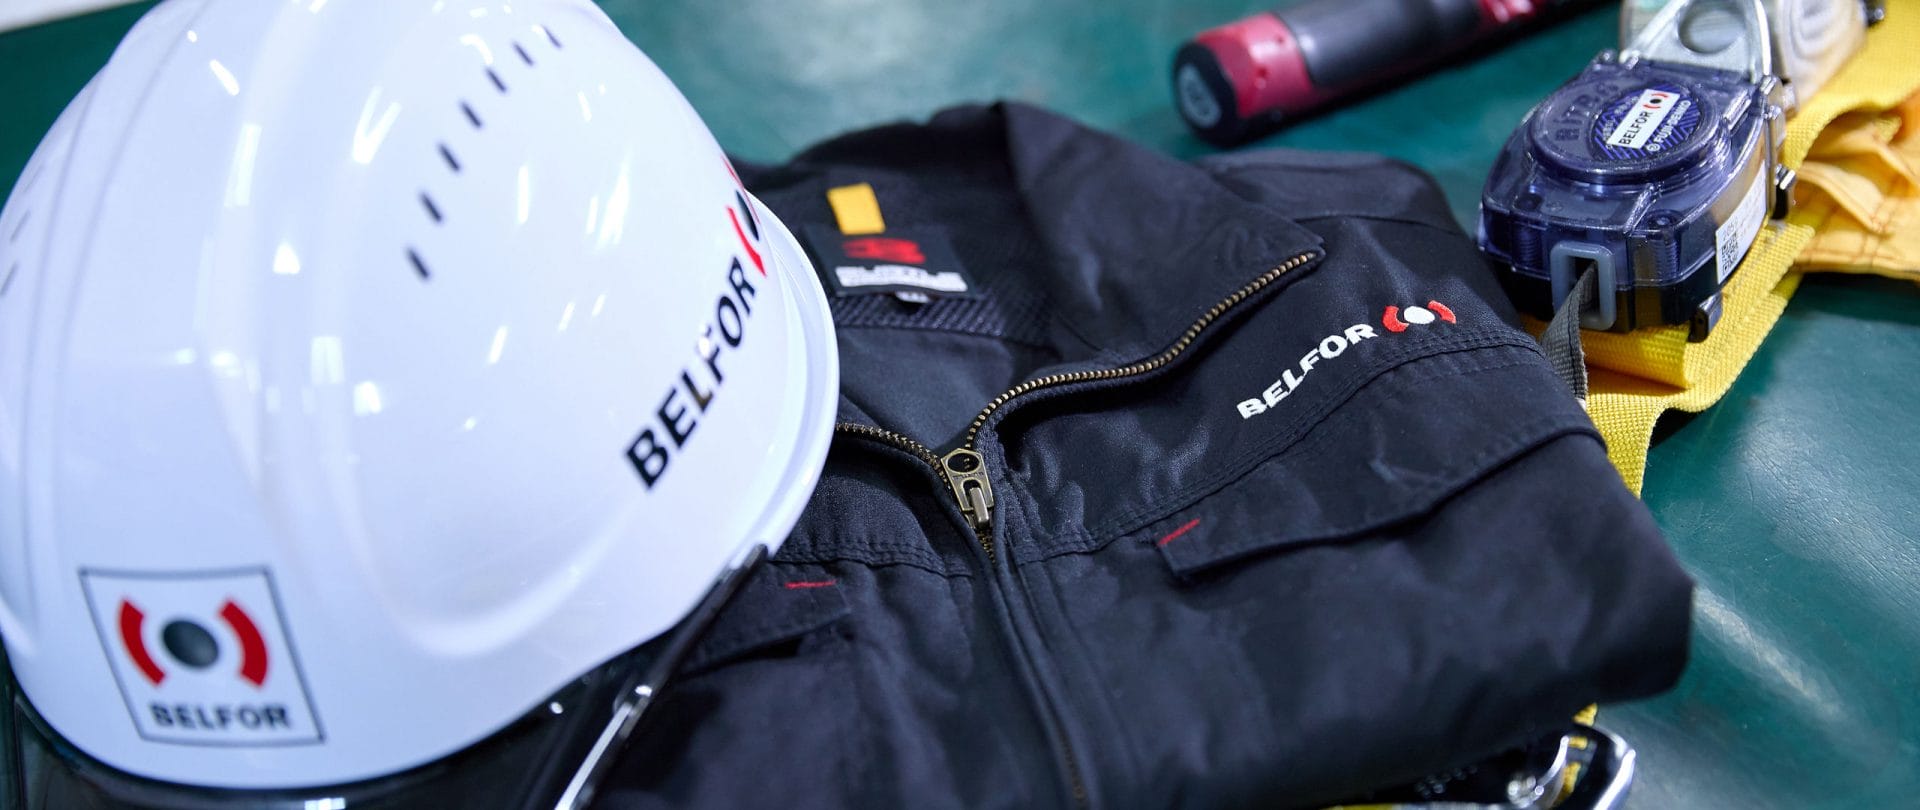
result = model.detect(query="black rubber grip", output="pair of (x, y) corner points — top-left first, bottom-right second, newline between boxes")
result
(1274, 0), (1483, 89)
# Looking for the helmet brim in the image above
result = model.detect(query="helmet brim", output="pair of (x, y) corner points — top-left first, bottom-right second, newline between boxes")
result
(7, 637), (655, 809)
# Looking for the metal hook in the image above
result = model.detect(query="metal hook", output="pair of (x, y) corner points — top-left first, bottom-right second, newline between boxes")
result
(1622, 0), (1775, 82)
(1380, 723), (1635, 810)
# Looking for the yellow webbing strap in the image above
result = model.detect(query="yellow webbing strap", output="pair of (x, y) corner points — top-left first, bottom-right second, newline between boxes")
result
(1578, 227), (1811, 494)
(1326, 16), (1920, 810)
(1794, 92), (1920, 277)
(1575, 10), (1920, 495)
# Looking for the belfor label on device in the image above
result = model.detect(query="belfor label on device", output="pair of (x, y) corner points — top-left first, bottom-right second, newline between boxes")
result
(1478, 0), (1814, 340)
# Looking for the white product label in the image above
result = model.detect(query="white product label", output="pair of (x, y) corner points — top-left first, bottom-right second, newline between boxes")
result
(1606, 89), (1683, 149)
(835, 264), (970, 294)
(82, 569), (323, 746)
(1716, 170), (1769, 283)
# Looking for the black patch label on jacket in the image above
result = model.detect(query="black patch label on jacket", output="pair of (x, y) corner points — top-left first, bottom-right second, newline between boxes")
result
(805, 225), (978, 300)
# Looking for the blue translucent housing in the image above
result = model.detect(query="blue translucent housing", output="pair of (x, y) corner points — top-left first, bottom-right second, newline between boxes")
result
(1479, 53), (1785, 336)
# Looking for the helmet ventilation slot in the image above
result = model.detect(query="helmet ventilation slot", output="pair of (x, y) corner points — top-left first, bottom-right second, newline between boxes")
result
(3, 209), (26, 294)
(1, 150), (49, 297)
(407, 23), (567, 284)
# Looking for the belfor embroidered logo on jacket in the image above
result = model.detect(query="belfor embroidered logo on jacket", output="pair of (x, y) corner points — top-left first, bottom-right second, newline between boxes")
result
(1381, 300), (1457, 332)
(1235, 299), (1458, 419)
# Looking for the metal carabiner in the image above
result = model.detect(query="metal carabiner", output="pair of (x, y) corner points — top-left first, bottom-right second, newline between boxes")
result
(1554, 723), (1637, 810)
(1623, 0), (1876, 103)
(1621, 0), (1776, 82)
(1377, 723), (1635, 810)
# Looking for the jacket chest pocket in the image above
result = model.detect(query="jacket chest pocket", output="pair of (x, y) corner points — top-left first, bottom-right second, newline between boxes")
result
(998, 337), (1594, 567)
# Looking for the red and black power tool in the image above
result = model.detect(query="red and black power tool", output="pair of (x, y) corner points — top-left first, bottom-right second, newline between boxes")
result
(1173, 0), (1594, 145)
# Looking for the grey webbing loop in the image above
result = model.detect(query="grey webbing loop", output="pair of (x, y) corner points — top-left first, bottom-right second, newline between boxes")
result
(1541, 265), (1597, 408)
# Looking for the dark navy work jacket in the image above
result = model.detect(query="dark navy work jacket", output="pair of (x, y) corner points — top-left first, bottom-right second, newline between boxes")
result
(601, 103), (1692, 810)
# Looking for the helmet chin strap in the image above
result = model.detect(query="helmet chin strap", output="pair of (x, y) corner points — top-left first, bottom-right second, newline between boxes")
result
(553, 543), (770, 810)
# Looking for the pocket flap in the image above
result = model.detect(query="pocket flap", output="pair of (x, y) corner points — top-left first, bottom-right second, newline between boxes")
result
(680, 564), (850, 674)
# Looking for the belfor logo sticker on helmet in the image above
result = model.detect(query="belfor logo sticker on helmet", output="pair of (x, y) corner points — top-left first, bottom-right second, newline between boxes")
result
(1236, 299), (1460, 419)
(79, 569), (322, 746)
(0, 0), (840, 802)
(626, 186), (775, 489)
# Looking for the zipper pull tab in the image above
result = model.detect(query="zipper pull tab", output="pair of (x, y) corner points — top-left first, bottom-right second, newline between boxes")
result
(940, 448), (995, 533)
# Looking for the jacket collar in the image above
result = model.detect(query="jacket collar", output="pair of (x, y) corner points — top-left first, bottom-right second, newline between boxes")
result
(745, 103), (1323, 430)
(996, 102), (1322, 361)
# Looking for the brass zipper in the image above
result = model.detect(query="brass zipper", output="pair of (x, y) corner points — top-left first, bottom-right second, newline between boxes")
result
(832, 426), (1078, 804)
(835, 248), (1318, 563)
(832, 423), (997, 562)
(829, 247), (1315, 810)
(961, 249), (1319, 447)
(833, 422), (946, 473)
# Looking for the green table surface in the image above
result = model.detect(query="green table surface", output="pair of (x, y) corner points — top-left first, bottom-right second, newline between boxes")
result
(4, 2), (1918, 808)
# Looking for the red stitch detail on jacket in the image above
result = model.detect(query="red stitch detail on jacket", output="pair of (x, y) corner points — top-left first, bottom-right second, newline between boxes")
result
(1157, 518), (1202, 547)
(783, 579), (838, 590)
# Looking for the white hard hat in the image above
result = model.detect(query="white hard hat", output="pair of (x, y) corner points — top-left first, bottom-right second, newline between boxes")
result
(0, 0), (838, 804)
